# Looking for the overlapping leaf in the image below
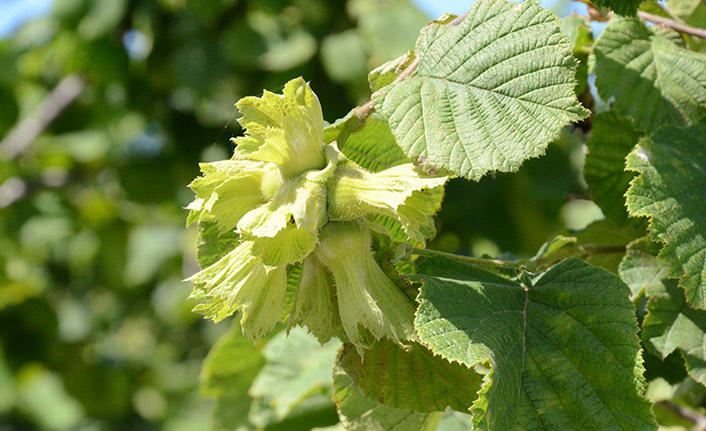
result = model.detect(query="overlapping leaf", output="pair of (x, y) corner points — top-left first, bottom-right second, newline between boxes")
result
(593, 17), (706, 133)
(374, 0), (588, 180)
(560, 14), (593, 95)
(643, 281), (706, 386)
(584, 111), (641, 225)
(618, 238), (669, 298)
(335, 115), (408, 173)
(625, 124), (706, 309)
(414, 256), (656, 431)
(332, 364), (442, 431)
(368, 52), (416, 93)
(338, 339), (482, 412)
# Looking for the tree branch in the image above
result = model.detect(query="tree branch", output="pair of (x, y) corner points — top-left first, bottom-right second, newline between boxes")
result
(581, 0), (706, 39)
(1, 75), (85, 159)
(637, 11), (706, 39)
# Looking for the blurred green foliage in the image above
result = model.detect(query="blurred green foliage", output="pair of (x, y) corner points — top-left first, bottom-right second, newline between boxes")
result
(0, 0), (597, 429)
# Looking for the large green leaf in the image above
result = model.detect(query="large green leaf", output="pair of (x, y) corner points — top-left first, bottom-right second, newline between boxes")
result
(625, 124), (706, 309)
(332, 363), (442, 431)
(584, 111), (641, 225)
(414, 256), (656, 431)
(643, 281), (706, 387)
(593, 17), (706, 133)
(374, 0), (588, 180)
(338, 339), (482, 412)
(618, 238), (669, 298)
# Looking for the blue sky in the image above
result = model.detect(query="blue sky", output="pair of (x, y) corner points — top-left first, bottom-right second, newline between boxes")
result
(411, 0), (588, 18)
(0, 0), (590, 40)
(0, 0), (52, 38)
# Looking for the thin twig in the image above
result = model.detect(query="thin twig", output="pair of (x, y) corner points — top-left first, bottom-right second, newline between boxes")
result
(354, 56), (420, 121)
(449, 10), (470, 26)
(580, 0), (706, 38)
(410, 243), (626, 273)
(564, 193), (592, 201)
(411, 246), (523, 270)
(532, 244), (626, 271)
(1, 75), (85, 159)
(637, 11), (706, 39)
(353, 10), (470, 122)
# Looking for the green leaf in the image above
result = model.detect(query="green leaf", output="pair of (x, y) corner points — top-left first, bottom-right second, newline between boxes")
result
(414, 256), (656, 431)
(591, 0), (642, 15)
(0, 345), (14, 414)
(325, 108), (365, 142)
(16, 366), (84, 431)
(561, 15), (594, 55)
(618, 238), (669, 298)
(625, 124), (706, 309)
(643, 281), (706, 387)
(584, 111), (641, 225)
(374, 0), (588, 180)
(249, 327), (340, 420)
(332, 363), (442, 431)
(201, 326), (265, 431)
(571, 218), (646, 273)
(436, 410), (474, 431)
(337, 115), (408, 173)
(368, 51), (416, 93)
(324, 113), (407, 174)
(338, 339), (482, 412)
(593, 17), (706, 133)
(348, 0), (431, 66)
(78, 0), (127, 40)
(560, 14), (593, 95)
(124, 225), (182, 286)
(321, 30), (368, 83)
